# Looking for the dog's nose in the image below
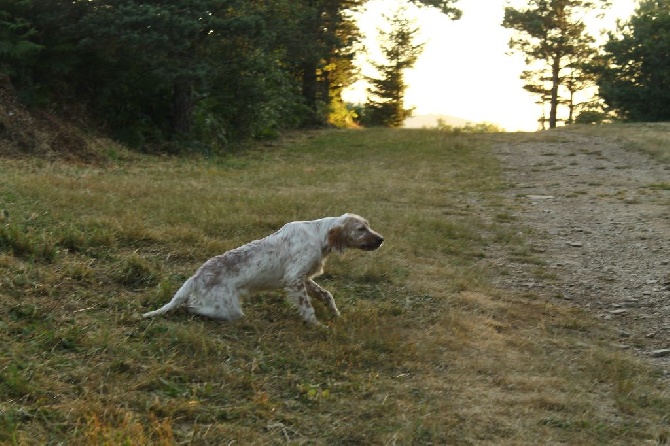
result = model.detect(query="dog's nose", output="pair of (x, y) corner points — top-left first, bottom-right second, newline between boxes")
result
(361, 234), (384, 251)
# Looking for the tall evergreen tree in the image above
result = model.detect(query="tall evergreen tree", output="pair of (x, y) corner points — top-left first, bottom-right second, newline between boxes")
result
(503, 0), (607, 128)
(275, 0), (364, 127)
(0, 0), (43, 78)
(294, 0), (460, 127)
(592, 0), (670, 121)
(364, 7), (424, 127)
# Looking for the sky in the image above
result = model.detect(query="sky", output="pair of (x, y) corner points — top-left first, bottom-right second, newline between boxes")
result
(343, 0), (638, 131)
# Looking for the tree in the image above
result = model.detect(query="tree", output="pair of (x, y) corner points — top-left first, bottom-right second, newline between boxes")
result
(409, 0), (461, 18)
(0, 0), (462, 152)
(364, 7), (424, 127)
(503, 0), (607, 128)
(592, 0), (670, 121)
(71, 0), (239, 144)
(287, 0), (460, 127)
(270, 0), (364, 127)
(0, 0), (43, 78)
(561, 54), (600, 123)
(24, 0), (299, 148)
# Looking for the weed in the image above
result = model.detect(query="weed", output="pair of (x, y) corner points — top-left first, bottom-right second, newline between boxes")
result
(8, 304), (40, 322)
(0, 412), (19, 444)
(494, 212), (517, 223)
(56, 222), (116, 254)
(647, 182), (670, 191)
(116, 254), (160, 288)
(0, 223), (56, 262)
(0, 364), (33, 399)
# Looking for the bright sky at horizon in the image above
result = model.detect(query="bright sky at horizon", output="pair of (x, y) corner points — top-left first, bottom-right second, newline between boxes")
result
(343, 0), (638, 131)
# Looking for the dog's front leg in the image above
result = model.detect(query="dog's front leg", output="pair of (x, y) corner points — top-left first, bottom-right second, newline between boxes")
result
(305, 279), (340, 318)
(286, 281), (321, 326)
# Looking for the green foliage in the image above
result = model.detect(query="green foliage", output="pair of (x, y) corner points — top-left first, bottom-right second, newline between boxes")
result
(574, 108), (610, 124)
(0, 0), (43, 75)
(593, 0), (670, 121)
(1, 0), (467, 151)
(327, 100), (359, 128)
(68, 0), (235, 146)
(364, 7), (424, 127)
(203, 47), (304, 144)
(436, 120), (505, 133)
(2, 0), (363, 150)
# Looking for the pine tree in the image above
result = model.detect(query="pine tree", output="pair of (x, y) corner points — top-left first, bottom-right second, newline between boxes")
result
(0, 0), (43, 77)
(503, 0), (606, 128)
(364, 7), (424, 127)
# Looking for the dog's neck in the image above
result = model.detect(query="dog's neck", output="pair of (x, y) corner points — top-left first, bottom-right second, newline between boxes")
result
(315, 216), (346, 254)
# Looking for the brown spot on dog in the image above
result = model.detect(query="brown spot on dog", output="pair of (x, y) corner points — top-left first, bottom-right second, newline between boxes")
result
(328, 226), (347, 252)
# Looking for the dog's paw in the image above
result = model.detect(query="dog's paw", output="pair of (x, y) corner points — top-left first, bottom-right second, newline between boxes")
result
(305, 318), (329, 330)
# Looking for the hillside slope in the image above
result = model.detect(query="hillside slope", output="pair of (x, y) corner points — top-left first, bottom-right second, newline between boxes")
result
(0, 127), (668, 444)
(0, 77), (103, 161)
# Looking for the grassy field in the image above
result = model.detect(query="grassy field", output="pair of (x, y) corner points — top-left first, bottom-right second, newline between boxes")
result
(1, 128), (668, 444)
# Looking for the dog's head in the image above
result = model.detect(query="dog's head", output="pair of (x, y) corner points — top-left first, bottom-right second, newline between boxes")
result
(327, 213), (384, 253)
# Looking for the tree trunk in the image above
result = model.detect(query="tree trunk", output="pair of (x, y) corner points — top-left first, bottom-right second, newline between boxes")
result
(171, 78), (193, 137)
(568, 89), (575, 124)
(301, 61), (319, 126)
(549, 54), (561, 129)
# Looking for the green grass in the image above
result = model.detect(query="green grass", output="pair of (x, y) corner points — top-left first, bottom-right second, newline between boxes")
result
(0, 128), (668, 444)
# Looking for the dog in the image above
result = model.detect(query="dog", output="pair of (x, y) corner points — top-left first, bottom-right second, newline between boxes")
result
(142, 213), (384, 326)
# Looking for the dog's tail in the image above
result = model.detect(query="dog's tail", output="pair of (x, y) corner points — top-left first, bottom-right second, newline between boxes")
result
(142, 276), (195, 318)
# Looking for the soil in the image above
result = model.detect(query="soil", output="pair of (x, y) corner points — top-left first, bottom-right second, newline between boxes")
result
(0, 76), (98, 162)
(491, 130), (670, 376)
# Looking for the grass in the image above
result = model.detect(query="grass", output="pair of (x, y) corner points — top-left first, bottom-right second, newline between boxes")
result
(569, 122), (670, 165)
(1, 127), (669, 444)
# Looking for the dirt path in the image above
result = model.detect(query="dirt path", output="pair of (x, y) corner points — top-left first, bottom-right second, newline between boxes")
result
(492, 130), (670, 375)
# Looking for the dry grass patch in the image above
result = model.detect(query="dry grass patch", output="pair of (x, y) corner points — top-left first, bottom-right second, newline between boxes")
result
(0, 128), (668, 444)
(569, 122), (670, 164)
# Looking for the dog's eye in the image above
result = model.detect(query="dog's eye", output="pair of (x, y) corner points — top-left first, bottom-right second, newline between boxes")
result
(357, 226), (367, 232)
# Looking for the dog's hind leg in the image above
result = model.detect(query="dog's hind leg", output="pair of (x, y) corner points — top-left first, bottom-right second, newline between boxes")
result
(187, 285), (245, 321)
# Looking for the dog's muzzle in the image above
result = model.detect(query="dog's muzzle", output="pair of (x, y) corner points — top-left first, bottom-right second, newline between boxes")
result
(361, 235), (384, 251)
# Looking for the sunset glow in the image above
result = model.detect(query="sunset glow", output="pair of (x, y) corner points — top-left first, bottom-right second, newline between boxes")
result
(344, 0), (638, 131)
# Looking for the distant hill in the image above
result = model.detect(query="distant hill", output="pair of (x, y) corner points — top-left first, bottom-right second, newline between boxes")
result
(404, 114), (471, 129)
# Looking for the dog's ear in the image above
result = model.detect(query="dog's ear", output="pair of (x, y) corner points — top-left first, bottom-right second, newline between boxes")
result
(328, 226), (347, 253)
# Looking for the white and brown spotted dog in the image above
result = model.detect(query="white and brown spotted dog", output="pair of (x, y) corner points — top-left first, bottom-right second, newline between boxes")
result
(143, 213), (384, 326)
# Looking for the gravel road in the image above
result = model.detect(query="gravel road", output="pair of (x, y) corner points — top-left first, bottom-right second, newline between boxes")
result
(492, 130), (670, 375)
